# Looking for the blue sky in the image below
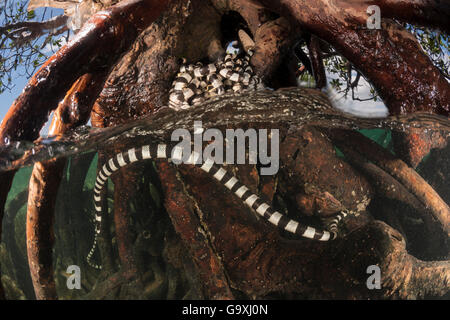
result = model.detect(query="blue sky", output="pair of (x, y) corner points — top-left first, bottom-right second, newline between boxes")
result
(0, 73), (29, 122)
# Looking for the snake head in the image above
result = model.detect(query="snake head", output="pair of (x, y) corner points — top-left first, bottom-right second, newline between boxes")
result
(297, 183), (346, 216)
(238, 29), (255, 54)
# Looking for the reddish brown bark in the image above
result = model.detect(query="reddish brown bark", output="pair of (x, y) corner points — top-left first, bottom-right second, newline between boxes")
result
(0, 0), (169, 243)
(211, 0), (296, 84)
(257, 0), (450, 116)
(111, 164), (143, 274)
(250, 17), (293, 81)
(26, 160), (64, 300)
(336, 142), (428, 218)
(213, 0), (274, 35)
(157, 161), (235, 299)
(307, 35), (326, 89)
(392, 128), (448, 168)
(92, 0), (222, 127)
(369, 0), (450, 33)
(279, 128), (373, 217)
(48, 73), (107, 134)
(177, 156), (449, 298)
(328, 129), (450, 236)
(334, 138), (446, 255)
(0, 0), (169, 144)
(26, 73), (105, 299)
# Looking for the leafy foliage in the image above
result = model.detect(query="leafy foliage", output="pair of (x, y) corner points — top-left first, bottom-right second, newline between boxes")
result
(406, 24), (450, 79)
(0, 0), (68, 94)
(323, 24), (449, 102)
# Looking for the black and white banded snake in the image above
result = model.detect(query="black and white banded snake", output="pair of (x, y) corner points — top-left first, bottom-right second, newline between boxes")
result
(168, 43), (265, 110)
(87, 43), (349, 270)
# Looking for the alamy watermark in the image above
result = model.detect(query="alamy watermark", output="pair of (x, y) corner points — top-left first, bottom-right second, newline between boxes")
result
(66, 265), (81, 290)
(366, 265), (381, 289)
(367, 5), (381, 30)
(171, 121), (279, 175)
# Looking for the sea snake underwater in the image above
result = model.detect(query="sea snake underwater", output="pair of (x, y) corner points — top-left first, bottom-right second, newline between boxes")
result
(88, 144), (349, 269)
(87, 32), (349, 269)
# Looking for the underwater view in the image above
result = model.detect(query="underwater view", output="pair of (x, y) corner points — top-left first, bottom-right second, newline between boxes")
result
(0, 0), (449, 303)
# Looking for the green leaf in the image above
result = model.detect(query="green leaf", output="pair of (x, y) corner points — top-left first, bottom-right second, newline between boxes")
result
(27, 10), (36, 20)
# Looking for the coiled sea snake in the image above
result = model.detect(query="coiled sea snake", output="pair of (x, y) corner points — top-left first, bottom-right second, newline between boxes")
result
(88, 144), (349, 269)
(168, 47), (264, 110)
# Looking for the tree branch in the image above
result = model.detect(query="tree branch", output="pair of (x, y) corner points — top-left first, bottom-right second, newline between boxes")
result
(26, 72), (106, 300)
(307, 35), (326, 89)
(0, 14), (69, 45)
(251, 17), (293, 81)
(157, 161), (235, 299)
(0, 0), (169, 144)
(327, 128), (450, 236)
(256, 0), (450, 116)
(371, 0), (450, 33)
